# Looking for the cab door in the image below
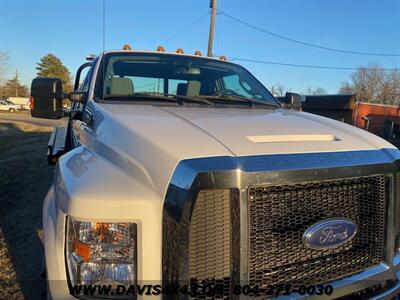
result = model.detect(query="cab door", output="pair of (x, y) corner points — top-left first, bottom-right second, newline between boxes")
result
(0, 100), (7, 111)
(70, 61), (96, 148)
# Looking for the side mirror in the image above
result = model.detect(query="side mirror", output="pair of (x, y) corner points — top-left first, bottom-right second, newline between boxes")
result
(31, 77), (63, 119)
(283, 92), (302, 110)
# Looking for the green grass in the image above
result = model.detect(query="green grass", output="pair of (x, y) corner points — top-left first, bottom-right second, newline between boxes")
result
(0, 121), (53, 299)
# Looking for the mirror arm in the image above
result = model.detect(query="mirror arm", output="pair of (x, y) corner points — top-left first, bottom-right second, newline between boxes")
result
(68, 110), (83, 120)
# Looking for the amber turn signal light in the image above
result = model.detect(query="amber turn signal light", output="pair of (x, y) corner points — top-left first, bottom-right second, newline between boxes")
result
(72, 239), (91, 262)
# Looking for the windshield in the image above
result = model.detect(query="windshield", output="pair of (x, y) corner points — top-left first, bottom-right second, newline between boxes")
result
(96, 53), (279, 106)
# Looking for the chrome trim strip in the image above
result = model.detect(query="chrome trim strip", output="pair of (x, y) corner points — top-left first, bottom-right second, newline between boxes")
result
(370, 273), (400, 300)
(279, 255), (400, 299)
(162, 149), (400, 298)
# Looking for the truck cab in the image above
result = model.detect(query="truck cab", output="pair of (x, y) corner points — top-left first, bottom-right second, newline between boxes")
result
(31, 47), (400, 299)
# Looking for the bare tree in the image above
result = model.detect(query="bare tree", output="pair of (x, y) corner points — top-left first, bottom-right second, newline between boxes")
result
(0, 51), (10, 98)
(305, 87), (327, 95)
(270, 84), (290, 97)
(340, 63), (400, 105)
(338, 82), (354, 94)
(351, 63), (384, 103)
(3, 70), (29, 98)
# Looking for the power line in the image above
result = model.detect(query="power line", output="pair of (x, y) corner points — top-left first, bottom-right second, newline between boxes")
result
(163, 12), (209, 43)
(231, 58), (400, 71)
(219, 10), (400, 57)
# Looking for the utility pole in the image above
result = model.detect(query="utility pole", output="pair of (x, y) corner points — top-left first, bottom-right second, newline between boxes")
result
(15, 70), (18, 97)
(207, 0), (217, 57)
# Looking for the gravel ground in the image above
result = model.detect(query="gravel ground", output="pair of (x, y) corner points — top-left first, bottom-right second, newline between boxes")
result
(0, 121), (54, 299)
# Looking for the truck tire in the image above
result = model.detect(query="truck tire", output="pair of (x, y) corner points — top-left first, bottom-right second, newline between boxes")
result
(41, 253), (48, 299)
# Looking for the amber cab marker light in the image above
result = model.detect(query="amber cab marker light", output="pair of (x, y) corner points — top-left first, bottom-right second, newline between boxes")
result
(72, 239), (91, 262)
(176, 48), (184, 54)
(157, 46), (166, 52)
(219, 55), (227, 61)
(194, 50), (202, 56)
(123, 44), (132, 50)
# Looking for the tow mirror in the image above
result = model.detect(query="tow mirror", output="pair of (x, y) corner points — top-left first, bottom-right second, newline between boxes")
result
(31, 77), (63, 119)
(283, 92), (302, 110)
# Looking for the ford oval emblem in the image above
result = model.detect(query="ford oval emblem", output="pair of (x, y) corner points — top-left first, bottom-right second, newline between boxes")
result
(302, 218), (357, 250)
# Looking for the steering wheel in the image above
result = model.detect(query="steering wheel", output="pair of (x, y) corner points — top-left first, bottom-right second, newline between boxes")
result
(214, 89), (240, 96)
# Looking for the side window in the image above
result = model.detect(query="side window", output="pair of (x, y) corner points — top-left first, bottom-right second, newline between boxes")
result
(71, 62), (96, 110)
(79, 68), (92, 93)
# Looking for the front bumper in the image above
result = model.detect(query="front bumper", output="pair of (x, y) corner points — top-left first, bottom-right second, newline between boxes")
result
(45, 256), (400, 299)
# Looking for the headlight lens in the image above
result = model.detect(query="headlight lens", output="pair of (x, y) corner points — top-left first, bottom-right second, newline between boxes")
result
(66, 217), (137, 286)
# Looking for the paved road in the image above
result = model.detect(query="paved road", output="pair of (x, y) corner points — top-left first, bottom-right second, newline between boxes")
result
(0, 112), (63, 127)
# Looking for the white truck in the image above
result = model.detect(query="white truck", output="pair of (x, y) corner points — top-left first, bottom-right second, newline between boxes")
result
(8, 97), (31, 110)
(0, 99), (20, 112)
(30, 47), (400, 299)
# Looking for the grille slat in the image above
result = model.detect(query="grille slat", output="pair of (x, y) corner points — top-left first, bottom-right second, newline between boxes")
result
(248, 175), (386, 297)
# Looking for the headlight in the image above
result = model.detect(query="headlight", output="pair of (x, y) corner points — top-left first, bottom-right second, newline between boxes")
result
(66, 217), (137, 286)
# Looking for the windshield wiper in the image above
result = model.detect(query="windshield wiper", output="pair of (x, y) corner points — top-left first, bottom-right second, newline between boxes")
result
(201, 94), (279, 108)
(103, 93), (215, 106)
(104, 93), (178, 103)
(157, 93), (215, 106)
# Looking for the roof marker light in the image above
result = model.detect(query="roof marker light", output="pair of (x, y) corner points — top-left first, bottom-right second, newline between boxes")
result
(123, 44), (132, 50)
(176, 48), (185, 54)
(86, 54), (96, 61)
(219, 55), (227, 61)
(157, 46), (166, 52)
(194, 50), (202, 56)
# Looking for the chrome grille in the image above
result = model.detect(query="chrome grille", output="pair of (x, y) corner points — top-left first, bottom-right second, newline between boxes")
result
(248, 175), (386, 297)
(395, 174), (400, 251)
(189, 189), (231, 299)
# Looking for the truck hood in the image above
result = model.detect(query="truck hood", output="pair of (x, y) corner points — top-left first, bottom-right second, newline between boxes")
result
(79, 103), (396, 197)
(159, 106), (395, 156)
(93, 103), (395, 157)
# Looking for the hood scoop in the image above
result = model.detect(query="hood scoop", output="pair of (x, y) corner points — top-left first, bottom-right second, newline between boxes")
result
(247, 134), (340, 143)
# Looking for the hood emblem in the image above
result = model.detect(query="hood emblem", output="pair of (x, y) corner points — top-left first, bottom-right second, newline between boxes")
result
(302, 218), (357, 250)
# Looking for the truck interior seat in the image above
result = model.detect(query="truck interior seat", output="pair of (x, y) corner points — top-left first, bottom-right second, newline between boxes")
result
(176, 83), (187, 95)
(109, 77), (134, 95)
(186, 80), (201, 96)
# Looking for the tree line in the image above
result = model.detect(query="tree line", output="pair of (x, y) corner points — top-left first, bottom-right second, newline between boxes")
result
(0, 51), (71, 99)
(270, 64), (400, 106)
(338, 63), (400, 105)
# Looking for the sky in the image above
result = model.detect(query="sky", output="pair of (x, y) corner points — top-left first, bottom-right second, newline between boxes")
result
(0, 0), (400, 94)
